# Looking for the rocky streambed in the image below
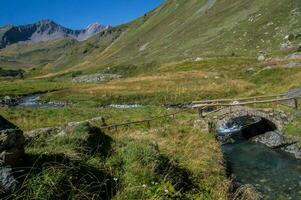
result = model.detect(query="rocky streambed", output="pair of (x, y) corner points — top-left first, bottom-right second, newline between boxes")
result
(0, 94), (66, 108)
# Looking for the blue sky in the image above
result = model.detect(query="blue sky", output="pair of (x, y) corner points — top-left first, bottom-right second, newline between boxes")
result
(0, 0), (164, 29)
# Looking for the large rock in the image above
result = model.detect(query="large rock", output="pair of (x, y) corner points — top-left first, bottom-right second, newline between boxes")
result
(251, 130), (285, 148)
(0, 166), (18, 193)
(251, 130), (301, 159)
(0, 116), (25, 194)
(282, 144), (301, 159)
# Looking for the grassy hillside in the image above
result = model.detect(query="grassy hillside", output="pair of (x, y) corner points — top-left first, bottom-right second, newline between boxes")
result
(0, 38), (77, 70)
(0, 25), (127, 76)
(54, 0), (301, 74)
(2, 0), (301, 77)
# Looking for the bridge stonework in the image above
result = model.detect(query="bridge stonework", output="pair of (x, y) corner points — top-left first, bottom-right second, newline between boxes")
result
(197, 106), (291, 133)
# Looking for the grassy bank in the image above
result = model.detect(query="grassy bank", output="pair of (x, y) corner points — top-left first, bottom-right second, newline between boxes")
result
(4, 111), (228, 199)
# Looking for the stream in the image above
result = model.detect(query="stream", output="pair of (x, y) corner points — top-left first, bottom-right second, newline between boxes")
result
(217, 117), (301, 199)
(1, 94), (66, 108)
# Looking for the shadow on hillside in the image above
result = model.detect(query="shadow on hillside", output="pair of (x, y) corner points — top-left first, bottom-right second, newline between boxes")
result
(85, 126), (113, 158)
(7, 153), (117, 200)
(155, 155), (196, 192)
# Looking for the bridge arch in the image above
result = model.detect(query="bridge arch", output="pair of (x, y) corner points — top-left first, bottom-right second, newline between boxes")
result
(206, 106), (290, 136)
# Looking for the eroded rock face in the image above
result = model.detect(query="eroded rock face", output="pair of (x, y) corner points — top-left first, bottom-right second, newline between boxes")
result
(0, 116), (25, 194)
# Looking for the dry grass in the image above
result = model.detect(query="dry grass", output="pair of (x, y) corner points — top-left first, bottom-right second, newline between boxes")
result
(111, 113), (229, 199)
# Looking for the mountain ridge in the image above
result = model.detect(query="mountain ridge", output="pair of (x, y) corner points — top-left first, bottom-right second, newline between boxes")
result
(0, 19), (110, 48)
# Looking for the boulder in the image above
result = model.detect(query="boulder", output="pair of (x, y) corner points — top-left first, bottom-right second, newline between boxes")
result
(282, 144), (301, 159)
(0, 116), (25, 194)
(0, 129), (25, 166)
(0, 166), (18, 193)
(251, 130), (285, 148)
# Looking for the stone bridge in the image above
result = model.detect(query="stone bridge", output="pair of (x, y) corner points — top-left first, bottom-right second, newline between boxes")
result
(197, 106), (291, 133)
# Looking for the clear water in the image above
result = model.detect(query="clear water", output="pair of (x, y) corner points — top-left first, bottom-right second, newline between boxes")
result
(223, 141), (301, 199)
(218, 117), (301, 199)
(17, 95), (65, 108)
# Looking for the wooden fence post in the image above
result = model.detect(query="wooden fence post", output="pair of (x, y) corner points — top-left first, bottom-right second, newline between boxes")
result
(294, 98), (299, 110)
(198, 108), (204, 118)
(147, 120), (151, 129)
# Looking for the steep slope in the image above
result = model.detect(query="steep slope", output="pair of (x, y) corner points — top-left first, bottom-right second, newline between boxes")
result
(63, 0), (301, 72)
(0, 20), (109, 48)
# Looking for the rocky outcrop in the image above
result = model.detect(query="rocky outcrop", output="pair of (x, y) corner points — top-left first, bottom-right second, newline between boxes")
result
(282, 144), (301, 159)
(251, 130), (285, 148)
(0, 129), (25, 165)
(0, 20), (110, 48)
(0, 116), (25, 193)
(24, 117), (106, 142)
(72, 73), (121, 83)
(251, 130), (301, 159)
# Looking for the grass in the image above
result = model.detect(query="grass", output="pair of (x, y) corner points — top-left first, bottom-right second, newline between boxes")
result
(1, 56), (301, 199)
(4, 112), (228, 199)
(0, 0), (301, 198)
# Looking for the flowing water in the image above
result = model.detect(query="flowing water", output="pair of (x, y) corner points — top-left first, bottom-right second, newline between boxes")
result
(17, 94), (65, 108)
(218, 117), (301, 199)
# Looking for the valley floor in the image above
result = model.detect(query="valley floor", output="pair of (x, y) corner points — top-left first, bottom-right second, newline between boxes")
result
(1, 57), (301, 199)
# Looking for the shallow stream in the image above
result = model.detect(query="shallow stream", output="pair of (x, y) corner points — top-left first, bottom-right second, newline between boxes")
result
(218, 117), (301, 199)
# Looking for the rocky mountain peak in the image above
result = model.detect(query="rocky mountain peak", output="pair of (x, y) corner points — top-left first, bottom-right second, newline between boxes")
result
(0, 20), (110, 48)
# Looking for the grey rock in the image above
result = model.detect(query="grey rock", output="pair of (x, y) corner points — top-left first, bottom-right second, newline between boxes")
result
(282, 144), (301, 159)
(72, 73), (121, 83)
(24, 127), (59, 143)
(0, 166), (18, 193)
(0, 116), (25, 194)
(0, 129), (25, 166)
(251, 130), (301, 159)
(25, 116), (106, 140)
(251, 130), (285, 148)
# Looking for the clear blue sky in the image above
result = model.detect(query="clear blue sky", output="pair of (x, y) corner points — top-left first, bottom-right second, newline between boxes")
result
(0, 0), (164, 29)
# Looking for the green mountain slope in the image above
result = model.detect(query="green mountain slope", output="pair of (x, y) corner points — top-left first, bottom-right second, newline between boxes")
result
(70, 0), (301, 71)
(0, 38), (77, 70)
(2, 0), (301, 76)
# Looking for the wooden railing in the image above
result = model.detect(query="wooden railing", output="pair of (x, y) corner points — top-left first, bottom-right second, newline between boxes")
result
(192, 94), (286, 104)
(98, 94), (299, 131)
(100, 108), (191, 131)
(192, 94), (300, 118)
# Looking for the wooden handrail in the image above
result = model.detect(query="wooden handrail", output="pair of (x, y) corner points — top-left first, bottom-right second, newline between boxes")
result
(192, 94), (286, 104)
(192, 97), (295, 108)
(100, 108), (190, 130)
